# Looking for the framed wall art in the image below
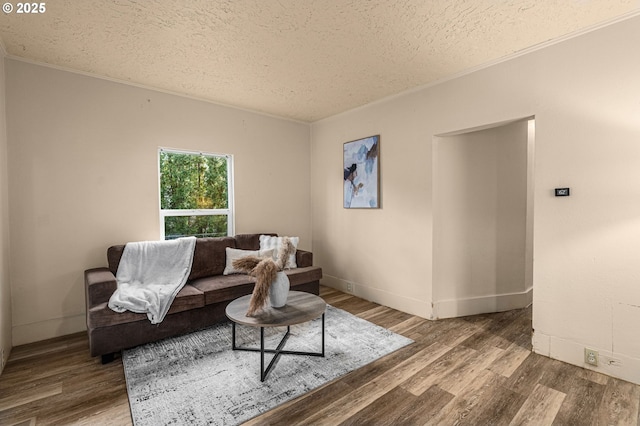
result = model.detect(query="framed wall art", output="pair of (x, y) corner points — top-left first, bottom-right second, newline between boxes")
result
(343, 135), (380, 208)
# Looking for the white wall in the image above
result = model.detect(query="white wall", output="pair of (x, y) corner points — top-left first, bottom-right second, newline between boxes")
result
(0, 52), (11, 371)
(311, 15), (640, 384)
(5, 59), (312, 345)
(433, 120), (531, 318)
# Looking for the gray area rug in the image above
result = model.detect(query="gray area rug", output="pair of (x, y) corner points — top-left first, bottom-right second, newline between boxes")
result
(122, 305), (413, 425)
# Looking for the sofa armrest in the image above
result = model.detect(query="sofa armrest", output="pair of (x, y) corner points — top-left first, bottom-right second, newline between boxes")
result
(85, 267), (117, 309)
(296, 249), (313, 268)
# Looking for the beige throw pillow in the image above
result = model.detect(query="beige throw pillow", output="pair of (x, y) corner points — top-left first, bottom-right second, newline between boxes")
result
(223, 247), (275, 275)
(259, 235), (299, 269)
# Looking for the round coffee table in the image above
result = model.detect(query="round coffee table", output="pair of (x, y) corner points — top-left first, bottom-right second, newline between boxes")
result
(225, 291), (326, 381)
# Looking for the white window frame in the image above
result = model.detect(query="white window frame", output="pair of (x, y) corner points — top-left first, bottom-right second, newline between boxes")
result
(158, 147), (235, 239)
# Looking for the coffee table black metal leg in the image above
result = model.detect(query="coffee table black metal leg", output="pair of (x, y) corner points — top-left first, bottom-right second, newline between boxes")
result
(260, 327), (264, 381)
(321, 312), (325, 357)
(231, 312), (326, 381)
(232, 321), (237, 350)
(261, 325), (292, 381)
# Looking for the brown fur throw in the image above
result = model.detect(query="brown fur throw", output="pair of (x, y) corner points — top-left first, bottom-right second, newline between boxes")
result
(232, 237), (296, 316)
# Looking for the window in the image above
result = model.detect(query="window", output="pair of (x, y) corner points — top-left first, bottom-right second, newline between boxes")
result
(159, 148), (234, 239)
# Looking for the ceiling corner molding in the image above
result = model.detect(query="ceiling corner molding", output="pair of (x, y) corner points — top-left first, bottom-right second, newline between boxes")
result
(420, 9), (640, 91)
(318, 8), (640, 124)
(475, 8), (640, 70)
(3, 54), (309, 125)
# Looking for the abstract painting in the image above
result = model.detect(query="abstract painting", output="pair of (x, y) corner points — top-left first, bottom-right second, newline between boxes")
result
(343, 135), (380, 208)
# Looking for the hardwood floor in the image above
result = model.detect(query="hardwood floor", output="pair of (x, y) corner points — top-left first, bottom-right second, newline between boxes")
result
(1, 286), (639, 425)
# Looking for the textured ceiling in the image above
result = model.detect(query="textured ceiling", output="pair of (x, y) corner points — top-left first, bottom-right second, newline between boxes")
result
(1, 1), (639, 122)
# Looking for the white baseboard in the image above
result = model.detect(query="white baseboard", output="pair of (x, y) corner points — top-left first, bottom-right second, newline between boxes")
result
(533, 332), (640, 386)
(432, 287), (533, 319)
(321, 277), (640, 385)
(321, 275), (431, 319)
(12, 314), (86, 346)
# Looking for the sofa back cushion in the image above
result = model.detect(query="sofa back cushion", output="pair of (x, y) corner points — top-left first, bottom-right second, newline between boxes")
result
(107, 245), (125, 275)
(106, 237), (237, 279)
(188, 237), (237, 280)
(106, 234), (277, 279)
(234, 233), (276, 250)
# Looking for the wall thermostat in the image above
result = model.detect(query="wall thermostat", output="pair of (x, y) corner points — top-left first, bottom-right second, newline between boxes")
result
(555, 188), (570, 197)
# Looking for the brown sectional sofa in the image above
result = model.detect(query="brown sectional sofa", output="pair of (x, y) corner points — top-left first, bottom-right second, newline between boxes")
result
(84, 233), (322, 363)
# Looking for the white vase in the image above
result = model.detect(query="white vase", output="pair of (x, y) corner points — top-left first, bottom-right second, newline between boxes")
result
(269, 272), (290, 308)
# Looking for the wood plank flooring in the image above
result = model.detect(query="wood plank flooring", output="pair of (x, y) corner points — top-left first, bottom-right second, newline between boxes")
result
(1, 286), (639, 425)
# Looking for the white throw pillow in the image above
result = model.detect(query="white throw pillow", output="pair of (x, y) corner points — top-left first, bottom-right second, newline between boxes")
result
(223, 247), (275, 275)
(259, 235), (299, 269)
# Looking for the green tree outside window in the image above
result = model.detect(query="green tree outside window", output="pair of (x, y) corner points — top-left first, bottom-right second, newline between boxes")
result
(159, 149), (233, 239)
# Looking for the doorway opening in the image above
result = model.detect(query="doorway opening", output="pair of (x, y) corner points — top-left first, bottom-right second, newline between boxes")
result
(432, 117), (535, 319)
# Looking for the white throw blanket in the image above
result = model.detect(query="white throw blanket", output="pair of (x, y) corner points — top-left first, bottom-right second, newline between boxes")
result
(108, 237), (196, 324)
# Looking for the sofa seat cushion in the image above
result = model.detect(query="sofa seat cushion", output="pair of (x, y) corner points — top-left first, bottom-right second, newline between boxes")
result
(88, 284), (205, 328)
(191, 266), (323, 305)
(284, 266), (323, 287)
(190, 274), (256, 305)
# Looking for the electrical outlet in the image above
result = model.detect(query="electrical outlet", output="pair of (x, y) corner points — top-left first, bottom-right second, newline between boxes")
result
(346, 282), (353, 293)
(584, 348), (599, 366)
